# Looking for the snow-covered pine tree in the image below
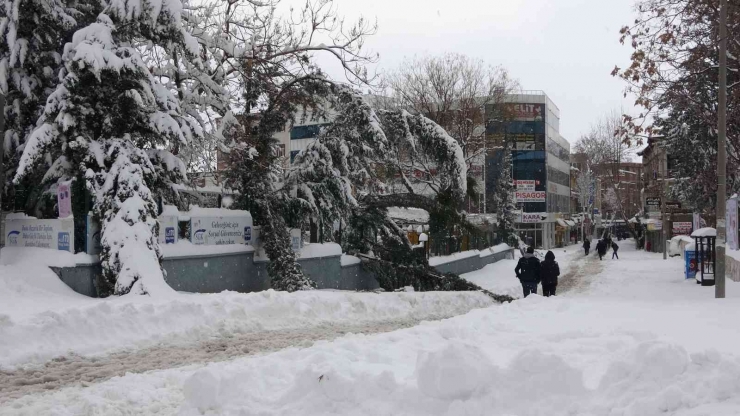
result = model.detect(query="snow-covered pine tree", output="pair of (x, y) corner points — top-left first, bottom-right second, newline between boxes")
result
(0, 0), (98, 211)
(287, 89), (512, 301)
(14, 1), (199, 295)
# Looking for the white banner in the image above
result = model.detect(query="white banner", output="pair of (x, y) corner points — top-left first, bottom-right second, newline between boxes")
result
(515, 180), (536, 191)
(158, 215), (178, 245)
(728, 198), (738, 250)
(57, 181), (72, 218)
(693, 213), (702, 232)
(5, 217), (75, 252)
(191, 213), (253, 246)
(514, 191), (546, 203)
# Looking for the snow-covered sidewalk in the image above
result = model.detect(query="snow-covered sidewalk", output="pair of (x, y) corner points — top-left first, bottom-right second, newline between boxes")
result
(8, 242), (740, 415)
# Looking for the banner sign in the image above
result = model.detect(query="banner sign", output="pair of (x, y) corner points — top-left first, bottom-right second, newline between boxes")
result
(672, 222), (692, 236)
(57, 181), (72, 218)
(514, 191), (546, 203)
(158, 215), (178, 245)
(190, 213), (253, 245)
(514, 180), (536, 191)
(646, 197), (661, 206)
(5, 217), (74, 252)
(728, 198), (738, 250)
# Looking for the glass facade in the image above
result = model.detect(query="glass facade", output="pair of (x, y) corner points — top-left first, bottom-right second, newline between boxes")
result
(485, 96), (570, 217)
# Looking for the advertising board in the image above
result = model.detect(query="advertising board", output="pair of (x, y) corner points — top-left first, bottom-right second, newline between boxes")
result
(514, 191), (546, 203)
(5, 217), (75, 252)
(672, 222), (693, 236)
(190, 212), (253, 245)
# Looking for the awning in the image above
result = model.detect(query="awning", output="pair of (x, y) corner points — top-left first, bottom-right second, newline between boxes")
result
(565, 220), (576, 227)
(557, 219), (569, 227)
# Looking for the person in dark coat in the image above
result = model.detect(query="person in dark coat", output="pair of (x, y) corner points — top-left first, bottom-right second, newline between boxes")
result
(583, 238), (591, 256)
(612, 241), (620, 259)
(596, 239), (607, 260)
(540, 251), (560, 297)
(515, 246), (541, 297)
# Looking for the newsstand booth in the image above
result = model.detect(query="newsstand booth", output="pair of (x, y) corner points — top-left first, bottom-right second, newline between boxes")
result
(689, 227), (717, 286)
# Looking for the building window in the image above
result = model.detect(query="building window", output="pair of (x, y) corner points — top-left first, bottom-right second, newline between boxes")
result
(290, 123), (330, 140)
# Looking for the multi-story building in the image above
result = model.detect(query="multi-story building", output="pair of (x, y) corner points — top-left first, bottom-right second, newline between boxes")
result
(485, 91), (570, 249)
(637, 136), (670, 218)
(594, 161), (643, 219)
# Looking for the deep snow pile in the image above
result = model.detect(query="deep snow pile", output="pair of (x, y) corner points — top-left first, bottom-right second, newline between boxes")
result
(7, 244), (740, 415)
(0, 256), (492, 369)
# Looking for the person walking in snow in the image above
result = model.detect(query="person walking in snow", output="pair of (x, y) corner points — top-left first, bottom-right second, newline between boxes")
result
(540, 251), (560, 297)
(611, 241), (619, 259)
(515, 246), (541, 298)
(596, 239), (607, 260)
(583, 238), (591, 256)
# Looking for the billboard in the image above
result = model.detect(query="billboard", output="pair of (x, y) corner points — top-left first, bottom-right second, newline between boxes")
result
(514, 191), (546, 203)
(5, 217), (75, 252)
(190, 213), (253, 245)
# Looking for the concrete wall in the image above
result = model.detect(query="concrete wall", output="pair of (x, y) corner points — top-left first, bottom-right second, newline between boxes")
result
(50, 248), (516, 297)
(162, 251), (270, 293)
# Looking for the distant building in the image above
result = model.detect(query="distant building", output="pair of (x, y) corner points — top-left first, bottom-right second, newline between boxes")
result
(485, 91), (571, 249)
(637, 136), (671, 218)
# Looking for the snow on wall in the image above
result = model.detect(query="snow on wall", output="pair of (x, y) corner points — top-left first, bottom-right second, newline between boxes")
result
(160, 240), (254, 259)
(298, 243), (342, 259)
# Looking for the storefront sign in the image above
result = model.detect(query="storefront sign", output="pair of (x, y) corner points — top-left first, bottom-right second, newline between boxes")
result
(648, 222), (663, 231)
(646, 197), (661, 207)
(190, 212), (253, 245)
(665, 201), (681, 210)
(519, 213), (544, 223)
(514, 191), (546, 203)
(5, 217), (75, 252)
(672, 222), (692, 236)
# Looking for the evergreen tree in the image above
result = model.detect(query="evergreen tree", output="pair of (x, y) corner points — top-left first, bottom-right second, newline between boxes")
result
(14, 1), (198, 295)
(0, 0), (98, 211)
(288, 87), (512, 302)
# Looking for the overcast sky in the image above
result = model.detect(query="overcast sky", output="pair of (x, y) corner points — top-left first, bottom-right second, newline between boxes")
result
(294, 0), (638, 146)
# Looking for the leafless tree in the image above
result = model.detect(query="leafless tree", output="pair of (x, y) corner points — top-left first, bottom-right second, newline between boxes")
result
(383, 53), (519, 162)
(575, 110), (638, 233)
(152, 0), (380, 173)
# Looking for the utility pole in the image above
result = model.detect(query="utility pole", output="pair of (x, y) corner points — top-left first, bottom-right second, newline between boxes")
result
(0, 93), (5, 219)
(716, 0), (728, 298)
(662, 151), (668, 260)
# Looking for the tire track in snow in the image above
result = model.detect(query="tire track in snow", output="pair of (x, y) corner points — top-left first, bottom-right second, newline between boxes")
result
(0, 312), (473, 402)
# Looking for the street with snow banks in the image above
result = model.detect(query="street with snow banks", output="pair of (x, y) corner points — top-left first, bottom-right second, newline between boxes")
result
(4, 242), (740, 415)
